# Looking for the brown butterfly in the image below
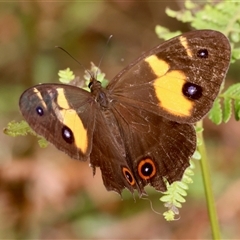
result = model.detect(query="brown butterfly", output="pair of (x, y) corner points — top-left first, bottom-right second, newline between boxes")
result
(19, 30), (231, 196)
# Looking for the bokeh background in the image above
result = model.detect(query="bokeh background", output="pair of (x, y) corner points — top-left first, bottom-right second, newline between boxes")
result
(0, 1), (240, 239)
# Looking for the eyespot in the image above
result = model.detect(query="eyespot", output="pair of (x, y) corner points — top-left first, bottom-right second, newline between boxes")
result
(197, 49), (208, 58)
(36, 106), (44, 116)
(182, 82), (202, 100)
(122, 167), (135, 186)
(62, 126), (74, 144)
(137, 158), (156, 180)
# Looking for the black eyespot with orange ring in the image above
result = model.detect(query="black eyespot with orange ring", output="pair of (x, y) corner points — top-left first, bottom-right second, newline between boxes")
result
(138, 158), (156, 180)
(122, 167), (135, 186)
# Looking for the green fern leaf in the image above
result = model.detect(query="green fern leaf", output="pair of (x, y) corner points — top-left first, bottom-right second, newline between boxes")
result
(184, 167), (194, 176)
(174, 181), (189, 190)
(184, 0), (197, 10)
(160, 158), (196, 220)
(4, 120), (34, 137)
(230, 31), (240, 43)
(192, 150), (201, 160)
(220, 83), (240, 122)
(160, 195), (173, 203)
(155, 26), (181, 41)
(172, 200), (182, 209)
(182, 174), (193, 184)
(175, 186), (187, 197)
(222, 83), (240, 96)
(208, 99), (222, 125)
(174, 192), (186, 203)
(232, 48), (240, 62)
(58, 68), (75, 84)
(163, 210), (176, 221)
(234, 99), (240, 121)
(4, 120), (48, 148)
(193, 5), (229, 29)
(165, 0), (240, 43)
(166, 7), (194, 23)
(223, 97), (232, 123)
(38, 138), (49, 148)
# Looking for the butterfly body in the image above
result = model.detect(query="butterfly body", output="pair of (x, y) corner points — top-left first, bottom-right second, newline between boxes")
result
(19, 30), (231, 196)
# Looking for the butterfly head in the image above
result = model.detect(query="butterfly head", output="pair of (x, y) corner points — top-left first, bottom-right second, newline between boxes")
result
(88, 76), (109, 108)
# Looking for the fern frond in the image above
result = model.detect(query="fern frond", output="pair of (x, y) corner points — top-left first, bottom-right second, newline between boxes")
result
(4, 120), (48, 148)
(234, 99), (240, 121)
(155, 26), (181, 41)
(222, 83), (240, 122)
(161, 158), (197, 221)
(58, 68), (75, 84)
(209, 99), (223, 125)
(209, 83), (240, 124)
(4, 120), (33, 137)
(165, 0), (240, 36)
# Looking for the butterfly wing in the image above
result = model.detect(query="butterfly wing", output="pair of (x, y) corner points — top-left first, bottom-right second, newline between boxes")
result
(89, 108), (138, 195)
(108, 30), (231, 123)
(99, 30), (230, 193)
(110, 102), (196, 194)
(19, 84), (96, 160)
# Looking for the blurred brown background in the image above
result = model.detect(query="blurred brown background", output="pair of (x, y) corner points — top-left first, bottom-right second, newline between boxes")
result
(0, 1), (240, 239)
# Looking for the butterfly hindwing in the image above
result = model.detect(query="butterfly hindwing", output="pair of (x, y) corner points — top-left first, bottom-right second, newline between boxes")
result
(110, 102), (196, 194)
(89, 108), (137, 194)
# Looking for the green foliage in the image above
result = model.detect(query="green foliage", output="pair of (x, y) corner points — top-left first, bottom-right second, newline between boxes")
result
(58, 68), (75, 83)
(221, 83), (240, 122)
(4, 120), (48, 148)
(209, 83), (240, 124)
(161, 160), (196, 220)
(208, 99), (222, 125)
(155, 26), (181, 41)
(4, 120), (32, 137)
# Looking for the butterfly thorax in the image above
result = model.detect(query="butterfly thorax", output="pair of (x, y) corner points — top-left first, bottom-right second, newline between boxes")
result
(89, 78), (109, 109)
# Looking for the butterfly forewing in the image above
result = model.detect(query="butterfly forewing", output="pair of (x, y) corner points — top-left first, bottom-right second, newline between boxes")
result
(19, 84), (96, 160)
(108, 30), (231, 123)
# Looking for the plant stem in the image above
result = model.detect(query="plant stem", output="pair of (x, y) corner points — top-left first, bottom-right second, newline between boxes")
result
(196, 120), (221, 240)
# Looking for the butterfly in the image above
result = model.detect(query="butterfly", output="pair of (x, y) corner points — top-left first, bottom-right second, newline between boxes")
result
(19, 30), (231, 196)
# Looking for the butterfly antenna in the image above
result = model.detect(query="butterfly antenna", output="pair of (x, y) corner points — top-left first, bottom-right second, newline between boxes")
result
(55, 46), (93, 78)
(95, 35), (113, 78)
